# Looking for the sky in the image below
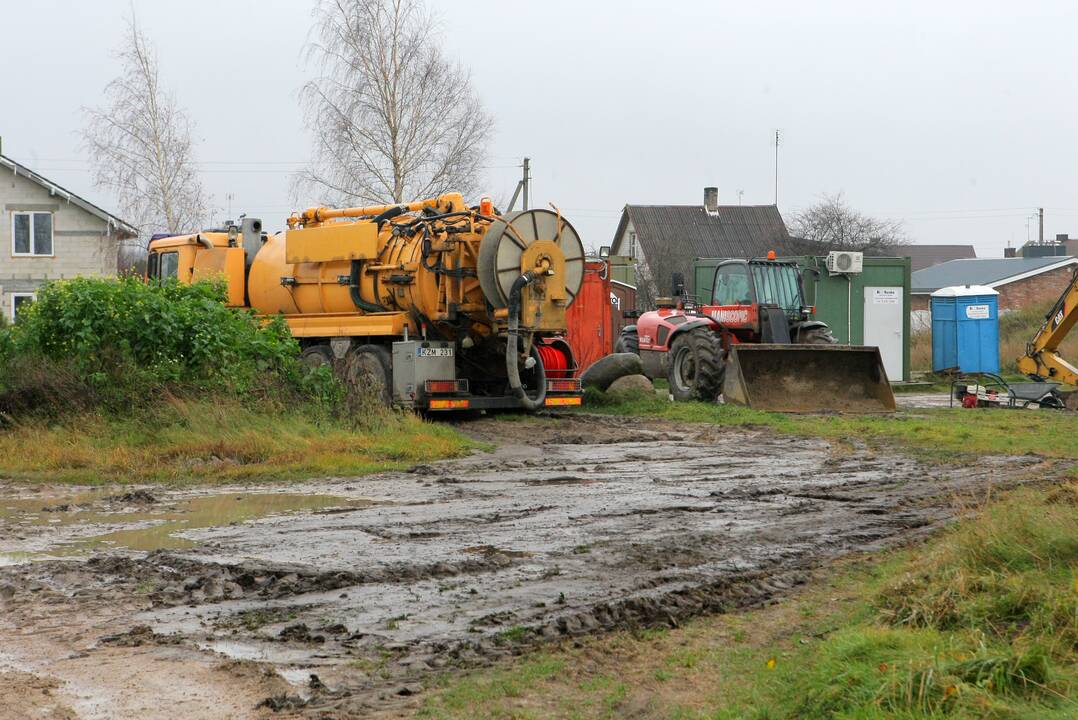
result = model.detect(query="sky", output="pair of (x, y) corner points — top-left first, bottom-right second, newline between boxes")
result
(4, 0), (1078, 259)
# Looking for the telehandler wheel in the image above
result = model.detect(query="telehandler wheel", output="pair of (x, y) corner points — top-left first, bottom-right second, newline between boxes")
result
(344, 345), (393, 406)
(667, 328), (725, 402)
(614, 327), (639, 355)
(798, 326), (838, 344)
(301, 345), (334, 370)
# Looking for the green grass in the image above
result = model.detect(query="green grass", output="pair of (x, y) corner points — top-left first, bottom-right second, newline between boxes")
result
(417, 483), (1078, 719)
(578, 388), (1078, 464)
(0, 398), (476, 484)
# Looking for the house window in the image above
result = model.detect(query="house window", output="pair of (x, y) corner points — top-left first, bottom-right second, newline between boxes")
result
(11, 293), (36, 323)
(12, 212), (53, 256)
(629, 231), (637, 258)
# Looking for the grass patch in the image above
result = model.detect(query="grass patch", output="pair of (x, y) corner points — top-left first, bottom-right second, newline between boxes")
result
(418, 483), (1078, 719)
(0, 397), (475, 485)
(578, 388), (1078, 463)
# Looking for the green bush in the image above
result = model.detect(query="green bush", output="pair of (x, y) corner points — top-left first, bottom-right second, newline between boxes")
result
(0, 277), (339, 416)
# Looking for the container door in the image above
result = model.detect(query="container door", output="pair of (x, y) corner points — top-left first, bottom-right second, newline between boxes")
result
(863, 287), (903, 381)
(564, 263), (611, 374)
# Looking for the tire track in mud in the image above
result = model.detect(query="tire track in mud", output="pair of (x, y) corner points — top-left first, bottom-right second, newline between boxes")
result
(0, 415), (1046, 718)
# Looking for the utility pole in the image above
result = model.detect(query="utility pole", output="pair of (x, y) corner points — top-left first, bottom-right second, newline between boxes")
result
(773, 130), (780, 206)
(1038, 207), (1044, 245)
(506, 157), (532, 212)
(522, 157), (530, 211)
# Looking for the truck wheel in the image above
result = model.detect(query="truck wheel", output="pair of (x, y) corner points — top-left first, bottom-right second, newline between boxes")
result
(799, 326), (838, 345)
(614, 327), (639, 355)
(344, 345), (393, 406)
(301, 345), (334, 370)
(667, 328), (725, 402)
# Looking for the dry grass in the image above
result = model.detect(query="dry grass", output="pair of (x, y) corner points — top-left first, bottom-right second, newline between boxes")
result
(0, 398), (476, 485)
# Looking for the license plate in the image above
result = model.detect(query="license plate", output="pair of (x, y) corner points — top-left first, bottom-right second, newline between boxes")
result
(417, 347), (453, 358)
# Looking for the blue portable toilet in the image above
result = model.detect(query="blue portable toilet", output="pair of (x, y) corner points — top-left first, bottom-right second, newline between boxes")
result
(930, 285), (1000, 373)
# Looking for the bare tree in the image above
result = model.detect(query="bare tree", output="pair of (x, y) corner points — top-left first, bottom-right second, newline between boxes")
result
(298, 0), (494, 206)
(788, 193), (905, 255)
(82, 16), (209, 237)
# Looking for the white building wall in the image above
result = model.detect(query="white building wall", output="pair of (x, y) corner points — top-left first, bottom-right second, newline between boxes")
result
(0, 170), (120, 319)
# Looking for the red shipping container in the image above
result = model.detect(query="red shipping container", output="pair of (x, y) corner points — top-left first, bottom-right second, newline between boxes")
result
(565, 261), (612, 374)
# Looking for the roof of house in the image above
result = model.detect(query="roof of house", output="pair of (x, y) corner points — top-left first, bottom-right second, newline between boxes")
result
(0, 153), (137, 237)
(613, 204), (791, 260)
(891, 244), (977, 272)
(911, 256), (1077, 293)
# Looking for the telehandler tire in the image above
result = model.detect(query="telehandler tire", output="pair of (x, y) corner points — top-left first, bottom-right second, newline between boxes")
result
(667, 328), (725, 402)
(614, 327), (639, 355)
(344, 344), (393, 406)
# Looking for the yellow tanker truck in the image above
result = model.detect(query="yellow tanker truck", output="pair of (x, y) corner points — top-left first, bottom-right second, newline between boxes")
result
(146, 193), (585, 412)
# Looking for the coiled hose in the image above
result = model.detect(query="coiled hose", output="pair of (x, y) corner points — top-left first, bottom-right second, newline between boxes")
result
(506, 272), (547, 410)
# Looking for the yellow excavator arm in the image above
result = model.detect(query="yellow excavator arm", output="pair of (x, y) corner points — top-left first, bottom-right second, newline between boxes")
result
(1016, 266), (1078, 386)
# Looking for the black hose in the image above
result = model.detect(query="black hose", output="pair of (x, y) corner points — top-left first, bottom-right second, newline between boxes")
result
(345, 207), (401, 313)
(349, 260), (385, 312)
(505, 272), (547, 410)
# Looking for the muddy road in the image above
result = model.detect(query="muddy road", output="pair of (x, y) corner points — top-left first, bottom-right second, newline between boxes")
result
(0, 414), (1045, 718)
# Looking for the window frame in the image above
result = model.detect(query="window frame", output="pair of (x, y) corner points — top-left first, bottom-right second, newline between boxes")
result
(11, 211), (55, 257)
(711, 263), (752, 306)
(10, 292), (37, 323)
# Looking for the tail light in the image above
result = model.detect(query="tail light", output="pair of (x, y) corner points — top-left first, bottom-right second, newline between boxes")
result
(547, 378), (581, 393)
(429, 399), (469, 410)
(424, 379), (469, 394)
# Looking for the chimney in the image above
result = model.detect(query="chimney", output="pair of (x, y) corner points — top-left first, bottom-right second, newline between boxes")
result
(704, 187), (719, 214)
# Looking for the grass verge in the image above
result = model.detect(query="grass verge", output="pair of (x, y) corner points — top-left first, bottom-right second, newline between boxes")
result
(576, 389), (1078, 464)
(0, 398), (476, 485)
(418, 483), (1078, 719)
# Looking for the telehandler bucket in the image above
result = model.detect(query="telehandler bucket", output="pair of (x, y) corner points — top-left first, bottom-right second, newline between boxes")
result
(722, 344), (896, 413)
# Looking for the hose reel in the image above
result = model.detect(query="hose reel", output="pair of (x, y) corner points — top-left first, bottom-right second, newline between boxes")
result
(477, 209), (585, 309)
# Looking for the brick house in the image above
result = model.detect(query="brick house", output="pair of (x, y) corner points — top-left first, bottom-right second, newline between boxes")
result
(910, 256), (1078, 313)
(1, 153), (136, 322)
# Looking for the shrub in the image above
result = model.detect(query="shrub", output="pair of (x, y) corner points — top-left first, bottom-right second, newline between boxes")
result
(0, 277), (339, 416)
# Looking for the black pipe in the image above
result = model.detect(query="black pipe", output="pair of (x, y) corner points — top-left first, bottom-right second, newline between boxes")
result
(349, 260), (385, 313)
(505, 272), (547, 411)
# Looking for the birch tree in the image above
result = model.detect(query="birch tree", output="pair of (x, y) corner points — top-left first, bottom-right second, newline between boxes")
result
(298, 0), (494, 205)
(83, 17), (209, 236)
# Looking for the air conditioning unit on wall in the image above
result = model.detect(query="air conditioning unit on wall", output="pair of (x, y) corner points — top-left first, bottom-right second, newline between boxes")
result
(826, 251), (864, 274)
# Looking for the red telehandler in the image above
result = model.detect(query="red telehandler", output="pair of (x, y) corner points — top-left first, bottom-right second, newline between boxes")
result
(616, 256), (895, 413)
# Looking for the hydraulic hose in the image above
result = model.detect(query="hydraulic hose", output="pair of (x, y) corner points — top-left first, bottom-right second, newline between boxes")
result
(506, 272), (547, 411)
(349, 260), (385, 312)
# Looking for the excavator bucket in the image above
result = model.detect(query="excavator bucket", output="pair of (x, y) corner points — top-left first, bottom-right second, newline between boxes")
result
(723, 344), (896, 413)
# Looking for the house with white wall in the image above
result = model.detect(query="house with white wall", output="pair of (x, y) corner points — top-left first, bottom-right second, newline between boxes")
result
(1, 153), (136, 322)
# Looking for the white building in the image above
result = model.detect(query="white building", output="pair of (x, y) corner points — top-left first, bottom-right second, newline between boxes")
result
(1, 153), (137, 322)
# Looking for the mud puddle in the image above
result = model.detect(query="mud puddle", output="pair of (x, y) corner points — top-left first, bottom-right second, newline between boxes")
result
(0, 414), (1047, 719)
(0, 490), (375, 563)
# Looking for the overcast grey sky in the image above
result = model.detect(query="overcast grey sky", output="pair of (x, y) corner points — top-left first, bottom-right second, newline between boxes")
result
(4, 0), (1078, 258)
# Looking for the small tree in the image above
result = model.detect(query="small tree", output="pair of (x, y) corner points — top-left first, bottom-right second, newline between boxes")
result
(298, 0), (494, 206)
(82, 16), (209, 236)
(788, 193), (904, 255)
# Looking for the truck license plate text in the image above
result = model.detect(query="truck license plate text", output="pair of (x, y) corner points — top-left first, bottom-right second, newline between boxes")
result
(417, 347), (453, 358)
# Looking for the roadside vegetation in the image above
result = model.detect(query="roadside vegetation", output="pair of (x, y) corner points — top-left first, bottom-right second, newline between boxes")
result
(0, 277), (473, 484)
(419, 483), (1078, 719)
